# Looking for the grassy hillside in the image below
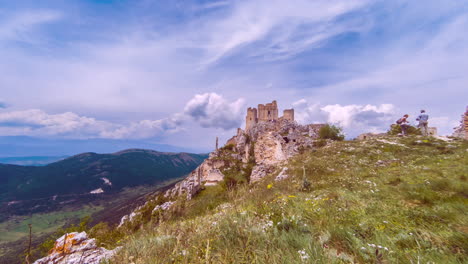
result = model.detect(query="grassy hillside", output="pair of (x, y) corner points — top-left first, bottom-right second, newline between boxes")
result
(104, 136), (467, 263)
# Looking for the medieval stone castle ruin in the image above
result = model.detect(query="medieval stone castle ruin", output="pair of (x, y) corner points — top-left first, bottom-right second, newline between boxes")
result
(246, 100), (294, 131)
(165, 100), (325, 199)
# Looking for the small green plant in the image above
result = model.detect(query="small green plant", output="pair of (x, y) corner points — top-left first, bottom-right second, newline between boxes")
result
(220, 144), (235, 151)
(318, 124), (345, 141)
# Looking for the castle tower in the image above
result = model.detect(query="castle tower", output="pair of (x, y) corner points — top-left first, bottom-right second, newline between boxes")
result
(246, 107), (258, 131)
(258, 100), (279, 122)
(283, 109), (294, 121)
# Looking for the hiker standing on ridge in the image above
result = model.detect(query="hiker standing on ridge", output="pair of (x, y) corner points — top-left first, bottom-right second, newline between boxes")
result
(416, 110), (429, 136)
(396, 114), (410, 136)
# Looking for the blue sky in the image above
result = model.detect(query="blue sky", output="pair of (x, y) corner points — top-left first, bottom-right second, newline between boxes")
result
(0, 0), (467, 155)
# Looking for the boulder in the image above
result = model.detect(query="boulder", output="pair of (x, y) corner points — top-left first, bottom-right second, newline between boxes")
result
(33, 232), (119, 264)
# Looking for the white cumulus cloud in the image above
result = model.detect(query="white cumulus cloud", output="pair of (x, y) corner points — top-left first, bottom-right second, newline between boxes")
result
(0, 93), (245, 139)
(184, 93), (245, 130)
(293, 99), (397, 137)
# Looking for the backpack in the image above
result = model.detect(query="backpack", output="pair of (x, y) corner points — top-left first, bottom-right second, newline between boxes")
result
(396, 118), (403, 124)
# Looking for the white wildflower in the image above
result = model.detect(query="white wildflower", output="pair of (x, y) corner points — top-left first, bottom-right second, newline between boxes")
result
(298, 249), (310, 261)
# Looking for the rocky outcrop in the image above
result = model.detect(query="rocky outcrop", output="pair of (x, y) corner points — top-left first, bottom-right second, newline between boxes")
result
(453, 106), (468, 139)
(165, 118), (325, 198)
(153, 201), (174, 213)
(33, 232), (119, 264)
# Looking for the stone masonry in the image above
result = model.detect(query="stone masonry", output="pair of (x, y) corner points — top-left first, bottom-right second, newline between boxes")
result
(245, 100), (294, 130)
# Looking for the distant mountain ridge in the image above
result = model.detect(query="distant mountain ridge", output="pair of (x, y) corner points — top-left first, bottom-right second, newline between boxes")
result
(0, 156), (68, 166)
(0, 149), (208, 218)
(0, 136), (208, 157)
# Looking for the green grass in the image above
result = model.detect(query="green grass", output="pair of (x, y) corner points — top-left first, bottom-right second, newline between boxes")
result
(79, 136), (468, 263)
(0, 205), (102, 244)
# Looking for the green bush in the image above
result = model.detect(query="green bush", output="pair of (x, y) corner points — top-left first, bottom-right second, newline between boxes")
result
(220, 144), (235, 151)
(318, 124), (345, 141)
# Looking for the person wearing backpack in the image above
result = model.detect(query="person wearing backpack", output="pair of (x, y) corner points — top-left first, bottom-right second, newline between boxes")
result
(396, 114), (410, 136)
(416, 110), (429, 136)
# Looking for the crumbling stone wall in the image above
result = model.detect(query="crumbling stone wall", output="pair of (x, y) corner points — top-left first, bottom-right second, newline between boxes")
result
(258, 100), (279, 122)
(282, 109), (294, 121)
(246, 107), (258, 131)
(245, 100), (295, 131)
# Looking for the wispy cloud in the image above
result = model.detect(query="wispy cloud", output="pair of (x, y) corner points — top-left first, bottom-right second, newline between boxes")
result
(0, 9), (62, 44)
(199, 0), (371, 65)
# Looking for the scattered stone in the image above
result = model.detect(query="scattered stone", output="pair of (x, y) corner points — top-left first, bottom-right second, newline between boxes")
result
(356, 133), (385, 140)
(33, 232), (119, 264)
(275, 167), (289, 181)
(152, 201), (174, 213)
(375, 139), (408, 148)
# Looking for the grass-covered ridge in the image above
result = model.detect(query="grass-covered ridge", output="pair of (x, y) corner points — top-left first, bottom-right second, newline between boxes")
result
(107, 137), (466, 263)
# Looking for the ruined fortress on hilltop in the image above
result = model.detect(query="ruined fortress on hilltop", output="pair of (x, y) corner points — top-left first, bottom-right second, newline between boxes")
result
(162, 100), (326, 199)
(246, 100), (294, 130)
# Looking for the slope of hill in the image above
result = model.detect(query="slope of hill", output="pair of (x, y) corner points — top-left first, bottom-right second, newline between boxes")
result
(66, 136), (466, 264)
(0, 149), (208, 212)
(0, 149), (207, 264)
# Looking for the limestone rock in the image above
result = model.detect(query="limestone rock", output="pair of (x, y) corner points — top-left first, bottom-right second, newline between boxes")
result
(118, 211), (138, 228)
(275, 167), (289, 181)
(250, 164), (275, 183)
(453, 106), (468, 139)
(254, 132), (286, 165)
(153, 201), (174, 213)
(33, 232), (119, 264)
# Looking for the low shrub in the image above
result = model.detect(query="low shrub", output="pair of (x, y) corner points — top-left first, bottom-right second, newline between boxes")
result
(318, 124), (345, 141)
